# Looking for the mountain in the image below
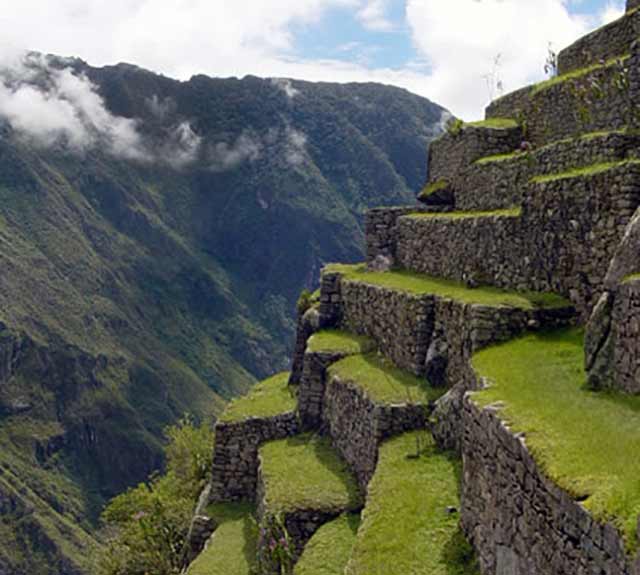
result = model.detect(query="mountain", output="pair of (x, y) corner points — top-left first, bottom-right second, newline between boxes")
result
(0, 54), (446, 574)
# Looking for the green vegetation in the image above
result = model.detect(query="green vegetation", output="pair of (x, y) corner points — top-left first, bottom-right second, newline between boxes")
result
(473, 328), (640, 550)
(475, 151), (526, 165)
(186, 504), (258, 575)
(328, 354), (444, 405)
(295, 514), (361, 575)
(345, 433), (478, 575)
(623, 273), (640, 284)
(297, 289), (320, 315)
(259, 434), (361, 514)
(219, 372), (296, 423)
(411, 207), (521, 220)
(96, 418), (214, 575)
(465, 118), (519, 129)
(306, 330), (376, 355)
(531, 159), (640, 183)
(417, 178), (448, 201)
(323, 264), (571, 310)
(531, 54), (630, 95)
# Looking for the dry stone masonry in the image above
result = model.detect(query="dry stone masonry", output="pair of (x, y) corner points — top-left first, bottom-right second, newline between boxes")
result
(189, 7), (640, 574)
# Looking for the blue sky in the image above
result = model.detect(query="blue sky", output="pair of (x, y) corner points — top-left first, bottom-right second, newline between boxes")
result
(0, 0), (629, 119)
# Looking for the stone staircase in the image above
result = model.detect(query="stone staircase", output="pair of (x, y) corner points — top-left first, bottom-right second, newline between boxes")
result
(185, 2), (640, 573)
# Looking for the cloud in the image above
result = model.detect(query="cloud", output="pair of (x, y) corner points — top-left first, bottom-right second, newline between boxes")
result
(356, 0), (393, 31)
(0, 51), (148, 159)
(285, 126), (308, 166)
(209, 131), (262, 172)
(160, 121), (202, 168)
(270, 78), (300, 99)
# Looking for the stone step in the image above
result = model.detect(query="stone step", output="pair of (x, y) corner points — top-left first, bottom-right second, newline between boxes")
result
(557, 7), (640, 76)
(324, 352), (443, 487)
(344, 432), (478, 575)
(465, 327), (640, 573)
(256, 434), (362, 573)
(298, 329), (376, 430)
(320, 264), (573, 387)
(209, 372), (299, 503)
(451, 130), (640, 211)
(186, 504), (258, 575)
(294, 513), (361, 575)
(486, 45), (640, 148)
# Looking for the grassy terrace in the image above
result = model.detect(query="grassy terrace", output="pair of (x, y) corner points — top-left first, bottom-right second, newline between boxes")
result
(306, 329), (376, 355)
(531, 159), (640, 184)
(473, 328), (640, 550)
(294, 513), (361, 575)
(328, 353), (444, 405)
(464, 118), (519, 129)
(187, 504), (258, 575)
(475, 150), (525, 165)
(345, 433), (478, 575)
(623, 273), (640, 283)
(324, 263), (571, 310)
(418, 178), (448, 200)
(219, 372), (296, 423)
(531, 54), (630, 96)
(410, 207), (521, 220)
(259, 434), (361, 514)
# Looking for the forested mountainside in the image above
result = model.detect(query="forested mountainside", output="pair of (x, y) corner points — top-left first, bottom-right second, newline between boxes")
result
(0, 53), (446, 574)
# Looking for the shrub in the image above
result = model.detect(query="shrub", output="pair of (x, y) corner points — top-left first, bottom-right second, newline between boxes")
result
(95, 417), (214, 575)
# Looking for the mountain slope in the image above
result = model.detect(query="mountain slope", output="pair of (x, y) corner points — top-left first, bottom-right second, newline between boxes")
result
(0, 55), (446, 574)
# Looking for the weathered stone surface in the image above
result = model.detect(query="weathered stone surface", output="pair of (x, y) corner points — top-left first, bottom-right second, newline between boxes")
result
(462, 391), (637, 574)
(289, 306), (320, 386)
(208, 413), (299, 503)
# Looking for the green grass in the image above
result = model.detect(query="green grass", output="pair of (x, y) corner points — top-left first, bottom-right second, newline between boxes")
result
(410, 207), (521, 220)
(345, 433), (478, 575)
(418, 179), (448, 200)
(219, 372), (296, 423)
(623, 273), (640, 284)
(328, 354), (445, 405)
(306, 330), (376, 355)
(187, 504), (258, 575)
(294, 513), (361, 575)
(531, 159), (640, 183)
(465, 118), (519, 130)
(474, 151), (526, 165)
(531, 54), (630, 96)
(473, 328), (640, 551)
(259, 434), (361, 514)
(323, 264), (571, 310)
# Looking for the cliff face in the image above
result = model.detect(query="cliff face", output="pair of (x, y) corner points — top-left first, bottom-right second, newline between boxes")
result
(0, 56), (447, 574)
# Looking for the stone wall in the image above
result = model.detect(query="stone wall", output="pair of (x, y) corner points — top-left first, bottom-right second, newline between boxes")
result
(557, 9), (639, 75)
(486, 45), (640, 148)
(365, 206), (449, 267)
(461, 392), (638, 575)
(454, 131), (640, 212)
(208, 413), (299, 503)
(612, 279), (640, 393)
(318, 272), (343, 328)
(339, 281), (434, 376)
(289, 306), (320, 386)
(395, 163), (640, 317)
(630, 0), (640, 11)
(324, 374), (428, 488)
(298, 349), (350, 430)
(428, 124), (522, 184)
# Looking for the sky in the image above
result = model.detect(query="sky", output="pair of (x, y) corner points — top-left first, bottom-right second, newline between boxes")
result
(0, 0), (628, 120)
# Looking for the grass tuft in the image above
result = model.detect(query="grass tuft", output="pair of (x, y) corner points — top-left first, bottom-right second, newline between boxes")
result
(187, 504), (258, 575)
(409, 208), (521, 220)
(259, 434), (361, 514)
(345, 433), (479, 575)
(322, 264), (571, 310)
(328, 353), (444, 405)
(531, 159), (640, 184)
(219, 372), (296, 423)
(294, 513), (361, 575)
(306, 330), (376, 355)
(418, 179), (448, 200)
(475, 151), (526, 165)
(473, 328), (640, 551)
(464, 118), (519, 130)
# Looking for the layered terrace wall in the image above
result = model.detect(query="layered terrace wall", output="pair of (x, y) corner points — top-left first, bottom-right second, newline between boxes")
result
(461, 392), (638, 575)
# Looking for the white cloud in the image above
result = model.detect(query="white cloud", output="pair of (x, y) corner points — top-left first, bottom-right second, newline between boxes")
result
(285, 126), (308, 166)
(357, 0), (393, 31)
(209, 131), (263, 172)
(270, 78), (300, 99)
